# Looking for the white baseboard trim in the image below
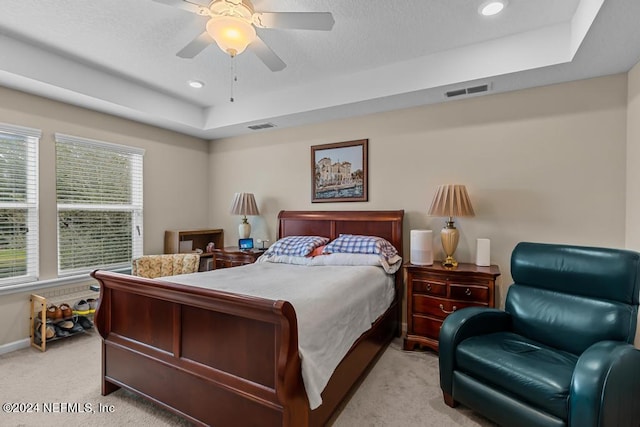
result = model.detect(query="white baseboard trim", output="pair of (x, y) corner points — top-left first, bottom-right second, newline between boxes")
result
(0, 338), (30, 355)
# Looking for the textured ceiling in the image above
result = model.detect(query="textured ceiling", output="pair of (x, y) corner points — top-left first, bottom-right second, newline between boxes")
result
(0, 0), (639, 139)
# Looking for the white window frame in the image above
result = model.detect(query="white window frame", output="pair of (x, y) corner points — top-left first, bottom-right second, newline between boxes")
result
(0, 123), (40, 287)
(55, 133), (143, 276)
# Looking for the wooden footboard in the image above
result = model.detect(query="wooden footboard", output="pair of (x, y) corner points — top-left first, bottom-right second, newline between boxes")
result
(92, 270), (309, 426)
(92, 270), (397, 427)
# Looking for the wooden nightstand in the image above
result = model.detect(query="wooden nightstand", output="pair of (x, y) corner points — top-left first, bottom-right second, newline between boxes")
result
(404, 262), (500, 352)
(211, 247), (266, 269)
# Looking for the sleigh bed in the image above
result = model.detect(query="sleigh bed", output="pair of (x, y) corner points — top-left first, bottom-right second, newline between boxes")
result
(91, 210), (404, 426)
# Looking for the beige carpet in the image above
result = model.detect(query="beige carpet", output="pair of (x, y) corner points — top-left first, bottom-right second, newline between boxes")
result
(0, 333), (494, 426)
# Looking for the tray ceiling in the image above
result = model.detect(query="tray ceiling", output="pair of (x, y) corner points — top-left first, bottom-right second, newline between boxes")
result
(0, 0), (639, 139)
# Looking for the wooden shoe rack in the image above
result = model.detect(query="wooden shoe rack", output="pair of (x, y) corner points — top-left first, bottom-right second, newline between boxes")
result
(30, 285), (99, 352)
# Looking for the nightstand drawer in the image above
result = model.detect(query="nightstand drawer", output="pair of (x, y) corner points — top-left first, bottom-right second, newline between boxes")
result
(449, 283), (489, 302)
(412, 278), (446, 296)
(413, 295), (479, 319)
(411, 314), (443, 338)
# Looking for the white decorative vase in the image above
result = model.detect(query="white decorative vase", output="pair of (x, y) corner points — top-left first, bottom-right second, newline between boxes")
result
(238, 222), (251, 239)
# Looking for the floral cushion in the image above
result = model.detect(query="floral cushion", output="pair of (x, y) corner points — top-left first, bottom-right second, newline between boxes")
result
(132, 254), (200, 278)
(173, 253), (200, 275)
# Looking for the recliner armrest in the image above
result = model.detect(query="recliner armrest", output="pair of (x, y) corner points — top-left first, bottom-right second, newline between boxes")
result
(439, 307), (512, 395)
(570, 341), (640, 427)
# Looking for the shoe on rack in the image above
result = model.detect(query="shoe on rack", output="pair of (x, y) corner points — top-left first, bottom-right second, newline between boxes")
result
(77, 316), (94, 330)
(46, 305), (62, 320)
(69, 322), (84, 333)
(59, 303), (73, 318)
(34, 320), (57, 342)
(34, 328), (42, 345)
(86, 298), (97, 313)
(57, 320), (74, 330)
(73, 300), (91, 315)
(54, 324), (71, 338)
(45, 322), (56, 339)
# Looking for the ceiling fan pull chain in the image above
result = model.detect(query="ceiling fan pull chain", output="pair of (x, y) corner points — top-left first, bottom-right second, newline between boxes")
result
(230, 53), (238, 102)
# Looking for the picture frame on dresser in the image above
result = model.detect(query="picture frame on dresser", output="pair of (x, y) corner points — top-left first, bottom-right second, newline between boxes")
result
(311, 139), (368, 203)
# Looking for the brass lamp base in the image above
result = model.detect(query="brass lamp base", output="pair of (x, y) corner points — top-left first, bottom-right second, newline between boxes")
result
(442, 255), (458, 268)
(440, 218), (459, 268)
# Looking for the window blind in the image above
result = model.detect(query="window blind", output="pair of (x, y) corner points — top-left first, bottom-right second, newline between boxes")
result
(0, 123), (40, 286)
(55, 133), (144, 276)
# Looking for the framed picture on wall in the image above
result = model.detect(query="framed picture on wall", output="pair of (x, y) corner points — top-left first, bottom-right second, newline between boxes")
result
(311, 139), (368, 203)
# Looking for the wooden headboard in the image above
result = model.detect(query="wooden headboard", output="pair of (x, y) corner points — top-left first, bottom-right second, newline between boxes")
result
(278, 210), (404, 257)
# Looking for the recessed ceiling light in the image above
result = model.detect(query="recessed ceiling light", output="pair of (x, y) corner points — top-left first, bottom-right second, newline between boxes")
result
(188, 80), (205, 89)
(479, 1), (506, 16)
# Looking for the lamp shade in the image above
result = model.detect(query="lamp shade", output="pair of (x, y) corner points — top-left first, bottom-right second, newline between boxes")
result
(229, 192), (259, 216)
(206, 15), (256, 56)
(428, 185), (475, 218)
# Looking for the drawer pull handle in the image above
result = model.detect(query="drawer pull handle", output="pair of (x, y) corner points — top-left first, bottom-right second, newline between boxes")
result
(465, 288), (471, 296)
(440, 304), (457, 314)
(426, 283), (432, 291)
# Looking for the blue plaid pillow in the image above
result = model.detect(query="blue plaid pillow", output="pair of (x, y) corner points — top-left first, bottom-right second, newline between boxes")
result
(323, 234), (399, 261)
(265, 235), (330, 257)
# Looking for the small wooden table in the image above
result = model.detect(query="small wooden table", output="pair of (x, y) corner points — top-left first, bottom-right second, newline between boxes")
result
(209, 247), (266, 269)
(404, 262), (500, 352)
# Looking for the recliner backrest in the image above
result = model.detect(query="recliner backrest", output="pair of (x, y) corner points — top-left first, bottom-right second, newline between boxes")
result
(506, 242), (640, 355)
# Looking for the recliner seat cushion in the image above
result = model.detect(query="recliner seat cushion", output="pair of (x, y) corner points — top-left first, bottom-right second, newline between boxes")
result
(456, 332), (578, 420)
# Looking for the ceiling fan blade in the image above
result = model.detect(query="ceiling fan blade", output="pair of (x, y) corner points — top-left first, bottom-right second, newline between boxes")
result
(253, 12), (335, 31)
(177, 31), (216, 58)
(247, 37), (286, 72)
(151, 0), (208, 15)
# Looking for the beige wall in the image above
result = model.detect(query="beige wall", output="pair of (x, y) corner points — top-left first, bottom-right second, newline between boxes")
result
(0, 86), (209, 347)
(627, 61), (640, 250)
(0, 72), (633, 349)
(210, 74), (629, 307)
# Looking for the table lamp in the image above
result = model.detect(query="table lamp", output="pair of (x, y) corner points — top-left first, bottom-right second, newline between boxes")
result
(229, 192), (259, 239)
(428, 184), (475, 268)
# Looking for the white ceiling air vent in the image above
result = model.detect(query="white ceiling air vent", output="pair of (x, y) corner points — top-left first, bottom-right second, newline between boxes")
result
(247, 122), (276, 130)
(445, 83), (491, 99)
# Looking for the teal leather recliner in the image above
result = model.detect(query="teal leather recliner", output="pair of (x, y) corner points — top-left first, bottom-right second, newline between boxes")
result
(439, 242), (640, 427)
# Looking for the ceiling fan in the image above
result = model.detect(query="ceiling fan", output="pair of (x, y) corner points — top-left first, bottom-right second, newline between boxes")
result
(153, 0), (335, 71)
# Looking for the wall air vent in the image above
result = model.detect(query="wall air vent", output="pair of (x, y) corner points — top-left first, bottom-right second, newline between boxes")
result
(445, 83), (491, 98)
(248, 122), (276, 130)
(446, 88), (467, 98)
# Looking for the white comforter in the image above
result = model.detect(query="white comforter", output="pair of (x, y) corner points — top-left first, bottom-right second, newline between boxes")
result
(165, 261), (395, 409)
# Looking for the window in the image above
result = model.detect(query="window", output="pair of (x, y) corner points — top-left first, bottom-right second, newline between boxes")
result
(0, 123), (39, 286)
(55, 134), (143, 276)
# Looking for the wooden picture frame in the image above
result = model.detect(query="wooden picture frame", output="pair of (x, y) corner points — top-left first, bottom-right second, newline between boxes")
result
(311, 139), (368, 203)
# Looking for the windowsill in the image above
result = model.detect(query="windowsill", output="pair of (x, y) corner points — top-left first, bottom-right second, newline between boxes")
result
(0, 267), (131, 297)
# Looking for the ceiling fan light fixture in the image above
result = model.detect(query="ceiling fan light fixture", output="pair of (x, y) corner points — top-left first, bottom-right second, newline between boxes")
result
(479, 1), (507, 16)
(206, 15), (256, 56)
